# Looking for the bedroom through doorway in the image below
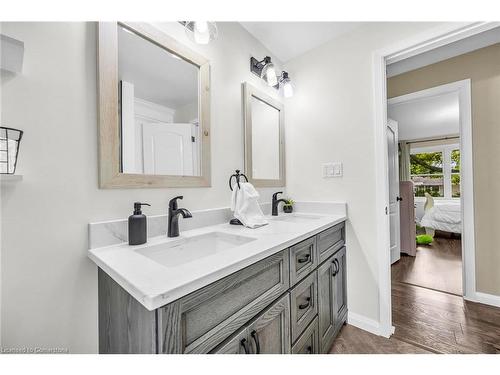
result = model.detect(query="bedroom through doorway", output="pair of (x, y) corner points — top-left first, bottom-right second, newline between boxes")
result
(387, 80), (465, 296)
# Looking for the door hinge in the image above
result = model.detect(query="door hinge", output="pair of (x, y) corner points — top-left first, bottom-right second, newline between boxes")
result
(385, 206), (388, 215)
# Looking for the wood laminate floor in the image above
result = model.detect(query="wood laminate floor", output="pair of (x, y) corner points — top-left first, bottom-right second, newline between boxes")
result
(330, 283), (500, 354)
(392, 235), (462, 295)
(330, 279), (500, 353)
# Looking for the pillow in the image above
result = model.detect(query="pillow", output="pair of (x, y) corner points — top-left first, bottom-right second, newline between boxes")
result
(416, 234), (433, 245)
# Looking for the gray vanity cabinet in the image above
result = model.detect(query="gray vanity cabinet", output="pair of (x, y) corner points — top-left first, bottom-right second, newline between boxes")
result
(289, 236), (317, 286)
(157, 250), (290, 354)
(317, 247), (347, 353)
(290, 271), (318, 343)
(98, 221), (346, 355)
(212, 294), (291, 354)
(333, 247), (347, 327)
(292, 317), (319, 354)
(211, 327), (249, 354)
(248, 294), (291, 354)
(317, 222), (345, 264)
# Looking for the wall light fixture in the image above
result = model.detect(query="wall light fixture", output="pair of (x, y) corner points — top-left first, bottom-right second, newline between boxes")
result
(182, 22), (218, 45)
(250, 56), (294, 97)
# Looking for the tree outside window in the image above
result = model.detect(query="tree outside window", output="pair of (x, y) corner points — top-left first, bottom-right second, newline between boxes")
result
(410, 151), (444, 197)
(410, 145), (460, 199)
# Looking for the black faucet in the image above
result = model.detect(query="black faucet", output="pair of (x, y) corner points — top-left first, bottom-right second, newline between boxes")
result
(272, 192), (287, 216)
(168, 196), (192, 237)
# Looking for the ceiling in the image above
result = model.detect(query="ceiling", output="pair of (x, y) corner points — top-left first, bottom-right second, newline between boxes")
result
(240, 22), (362, 63)
(118, 25), (198, 109)
(388, 92), (459, 141)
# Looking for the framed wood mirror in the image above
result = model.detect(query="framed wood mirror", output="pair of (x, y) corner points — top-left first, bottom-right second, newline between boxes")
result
(243, 82), (285, 187)
(97, 22), (211, 188)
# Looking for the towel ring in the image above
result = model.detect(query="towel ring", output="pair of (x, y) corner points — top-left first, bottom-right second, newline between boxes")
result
(229, 169), (248, 226)
(229, 169), (249, 191)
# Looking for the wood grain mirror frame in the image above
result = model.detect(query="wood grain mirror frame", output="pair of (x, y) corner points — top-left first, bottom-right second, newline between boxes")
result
(97, 22), (211, 188)
(243, 82), (286, 187)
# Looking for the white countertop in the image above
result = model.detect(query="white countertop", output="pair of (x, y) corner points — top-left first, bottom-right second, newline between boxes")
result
(88, 210), (346, 311)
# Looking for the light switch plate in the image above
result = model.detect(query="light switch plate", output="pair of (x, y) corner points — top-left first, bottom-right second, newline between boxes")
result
(322, 162), (343, 178)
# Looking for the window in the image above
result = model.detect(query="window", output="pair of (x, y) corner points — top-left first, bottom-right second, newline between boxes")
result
(410, 144), (460, 199)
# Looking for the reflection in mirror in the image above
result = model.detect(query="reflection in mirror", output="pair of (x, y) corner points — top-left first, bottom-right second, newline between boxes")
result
(243, 82), (285, 187)
(117, 24), (200, 176)
(251, 96), (280, 180)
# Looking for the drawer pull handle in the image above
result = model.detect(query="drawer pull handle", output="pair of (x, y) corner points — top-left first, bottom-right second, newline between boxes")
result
(251, 330), (261, 354)
(297, 254), (311, 263)
(240, 338), (250, 354)
(332, 259), (339, 276)
(299, 297), (311, 310)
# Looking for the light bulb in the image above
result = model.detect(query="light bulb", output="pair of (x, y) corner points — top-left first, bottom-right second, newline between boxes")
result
(265, 66), (278, 86)
(283, 81), (294, 98)
(193, 21), (210, 44)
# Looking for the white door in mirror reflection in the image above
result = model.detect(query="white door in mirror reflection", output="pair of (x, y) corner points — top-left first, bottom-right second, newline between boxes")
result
(142, 122), (194, 176)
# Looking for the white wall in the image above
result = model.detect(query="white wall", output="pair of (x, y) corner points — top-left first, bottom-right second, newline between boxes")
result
(284, 22), (450, 324)
(0, 22), (284, 353)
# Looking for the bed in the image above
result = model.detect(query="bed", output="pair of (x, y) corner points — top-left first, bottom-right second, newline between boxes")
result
(420, 193), (461, 235)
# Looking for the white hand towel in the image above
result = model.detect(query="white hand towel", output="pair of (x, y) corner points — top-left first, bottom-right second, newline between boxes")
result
(232, 182), (268, 229)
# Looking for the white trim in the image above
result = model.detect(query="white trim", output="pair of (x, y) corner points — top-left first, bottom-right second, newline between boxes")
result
(467, 292), (500, 308)
(347, 312), (381, 336)
(134, 97), (175, 123)
(373, 22), (499, 337)
(458, 80), (476, 300)
(385, 22), (500, 65)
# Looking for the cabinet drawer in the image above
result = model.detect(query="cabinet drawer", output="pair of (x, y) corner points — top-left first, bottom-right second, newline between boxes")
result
(158, 250), (290, 353)
(289, 236), (317, 286)
(290, 270), (318, 343)
(292, 316), (319, 354)
(317, 222), (345, 264)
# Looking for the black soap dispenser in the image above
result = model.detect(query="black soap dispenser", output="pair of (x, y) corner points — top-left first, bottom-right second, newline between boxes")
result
(128, 202), (150, 245)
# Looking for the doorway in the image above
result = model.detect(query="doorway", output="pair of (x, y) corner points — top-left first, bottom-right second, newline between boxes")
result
(372, 22), (500, 337)
(387, 81), (469, 296)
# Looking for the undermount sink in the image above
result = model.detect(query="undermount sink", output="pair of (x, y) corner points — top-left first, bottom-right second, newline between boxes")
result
(269, 214), (322, 223)
(135, 232), (256, 268)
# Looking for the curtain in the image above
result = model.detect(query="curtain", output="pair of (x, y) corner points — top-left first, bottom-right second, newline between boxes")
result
(399, 141), (411, 181)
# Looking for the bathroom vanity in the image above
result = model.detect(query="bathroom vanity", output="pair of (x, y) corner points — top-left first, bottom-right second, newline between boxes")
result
(90, 209), (347, 354)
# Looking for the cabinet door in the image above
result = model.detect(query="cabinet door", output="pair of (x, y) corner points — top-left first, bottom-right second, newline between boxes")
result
(248, 294), (291, 354)
(317, 255), (335, 353)
(333, 247), (347, 328)
(211, 328), (249, 354)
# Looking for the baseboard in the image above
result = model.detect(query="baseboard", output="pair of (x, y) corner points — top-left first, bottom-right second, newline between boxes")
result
(347, 312), (381, 336)
(467, 292), (500, 308)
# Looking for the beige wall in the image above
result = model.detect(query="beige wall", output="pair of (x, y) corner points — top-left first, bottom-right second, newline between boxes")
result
(388, 43), (500, 296)
(0, 22), (284, 353)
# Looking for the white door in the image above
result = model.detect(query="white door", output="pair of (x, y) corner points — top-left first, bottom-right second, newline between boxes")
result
(142, 122), (194, 175)
(387, 119), (401, 264)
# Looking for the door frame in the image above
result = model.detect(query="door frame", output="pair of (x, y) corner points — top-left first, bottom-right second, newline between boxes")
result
(388, 80), (473, 302)
(372, 21), (500, 337)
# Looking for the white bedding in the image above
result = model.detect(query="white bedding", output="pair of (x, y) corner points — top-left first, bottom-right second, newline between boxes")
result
(420, 201), (461, 234)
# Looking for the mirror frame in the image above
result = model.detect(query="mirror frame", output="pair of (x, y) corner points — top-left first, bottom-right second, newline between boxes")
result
(243, 82), (286, 187)
(97, 22), (211, 188)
